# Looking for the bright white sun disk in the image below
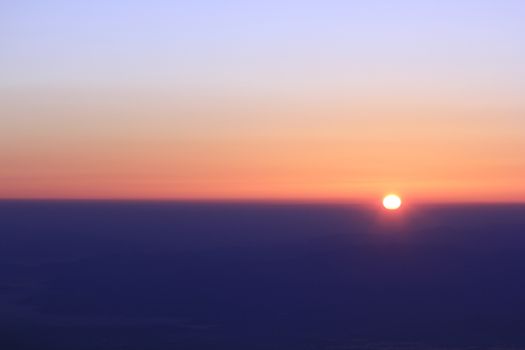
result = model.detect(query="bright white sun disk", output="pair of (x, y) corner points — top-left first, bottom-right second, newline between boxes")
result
(383, 194), (402, 210)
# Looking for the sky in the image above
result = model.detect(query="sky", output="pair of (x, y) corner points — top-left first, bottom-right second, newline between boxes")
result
(1, 0), (524, 202)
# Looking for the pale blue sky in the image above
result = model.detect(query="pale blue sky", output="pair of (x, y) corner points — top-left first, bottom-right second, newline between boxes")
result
(2, 0), (524, 90)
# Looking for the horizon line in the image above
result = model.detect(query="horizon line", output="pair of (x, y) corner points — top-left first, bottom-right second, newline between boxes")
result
(1, 197), (525, 205)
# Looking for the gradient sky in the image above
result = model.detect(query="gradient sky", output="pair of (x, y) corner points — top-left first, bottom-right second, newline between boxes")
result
(1, 0), (524, 202)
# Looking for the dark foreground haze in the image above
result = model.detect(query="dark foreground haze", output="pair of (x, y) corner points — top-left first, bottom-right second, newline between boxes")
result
(1, 201), (525, 350)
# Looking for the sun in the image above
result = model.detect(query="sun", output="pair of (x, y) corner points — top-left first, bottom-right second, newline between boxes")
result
(383, 194), (402, 210)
